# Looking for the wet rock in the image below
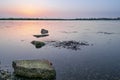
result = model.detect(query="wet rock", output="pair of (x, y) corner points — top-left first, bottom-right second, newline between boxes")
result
(0, 69), (12, 80)
(0, 62), (12, 80)
(41, 29), (48, 34)
(12, 60), (56, 79)
(33, 34), (49, 38)
(31, 41), (45, 48)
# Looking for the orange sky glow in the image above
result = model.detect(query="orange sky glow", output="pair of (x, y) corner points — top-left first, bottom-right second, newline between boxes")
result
(11, 6), (48, 17)
(0, 0), (120, 18)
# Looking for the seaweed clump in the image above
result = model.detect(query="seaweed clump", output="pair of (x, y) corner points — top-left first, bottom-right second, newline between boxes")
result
(51, 40), (89, 50)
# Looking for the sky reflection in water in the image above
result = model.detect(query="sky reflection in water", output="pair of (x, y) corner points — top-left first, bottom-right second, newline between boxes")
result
(0, 20), (120, 80)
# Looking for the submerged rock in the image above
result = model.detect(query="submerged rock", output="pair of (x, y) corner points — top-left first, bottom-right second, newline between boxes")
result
(12, 60), (56, 79)
(33, 34), (49, 38)
(31, 41), (45, 48)
(47, 40), (89, 50)
(97, 31), (114, 35)
(41, 29), (48, 34)
(0, 63), (12, 80)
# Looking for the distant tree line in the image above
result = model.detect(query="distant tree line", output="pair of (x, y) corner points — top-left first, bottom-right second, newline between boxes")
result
(0, 17), (120, 20)
(75, 17), (120, 20)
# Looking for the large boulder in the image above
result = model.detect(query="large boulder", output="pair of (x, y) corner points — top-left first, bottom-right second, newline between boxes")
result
(12, 60), (56, 79)
(41, 29), (48, 34)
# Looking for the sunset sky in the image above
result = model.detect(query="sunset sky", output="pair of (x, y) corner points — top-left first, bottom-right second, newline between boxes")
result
(0, 0), (120, 18)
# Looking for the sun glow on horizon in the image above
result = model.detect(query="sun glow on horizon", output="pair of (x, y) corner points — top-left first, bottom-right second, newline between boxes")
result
(15, 5), (40, 17)
(0, 0), (120, 18)
(19, 9), (37, 17)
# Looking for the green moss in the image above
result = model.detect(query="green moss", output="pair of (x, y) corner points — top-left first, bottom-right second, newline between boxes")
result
(14, 60), (53, 69)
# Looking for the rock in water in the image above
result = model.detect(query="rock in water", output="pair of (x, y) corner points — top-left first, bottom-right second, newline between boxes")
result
(31, 40), (45, 48)
(33, 34), (49, 38)
(41, 29), (48, 34)
(12, 60), (56, 79)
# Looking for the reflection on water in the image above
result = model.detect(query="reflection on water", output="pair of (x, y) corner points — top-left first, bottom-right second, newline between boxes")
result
(0, 20), (120, 80)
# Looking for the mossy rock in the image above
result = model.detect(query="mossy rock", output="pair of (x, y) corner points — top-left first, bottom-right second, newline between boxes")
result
(31, 41), (45, 48)
(12, 60), (56, 79)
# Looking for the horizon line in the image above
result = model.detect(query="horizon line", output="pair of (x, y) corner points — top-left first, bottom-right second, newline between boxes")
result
(0, 17), (120, 20)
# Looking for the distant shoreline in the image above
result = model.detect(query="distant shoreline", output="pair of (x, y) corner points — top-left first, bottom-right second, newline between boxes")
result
(0, 18), (120, 21)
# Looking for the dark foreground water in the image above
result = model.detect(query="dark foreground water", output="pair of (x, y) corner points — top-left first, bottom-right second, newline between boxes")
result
(0, 20), (120, 80)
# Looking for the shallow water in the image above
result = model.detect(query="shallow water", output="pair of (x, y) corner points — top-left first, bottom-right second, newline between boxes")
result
(0, 20), (120, 80)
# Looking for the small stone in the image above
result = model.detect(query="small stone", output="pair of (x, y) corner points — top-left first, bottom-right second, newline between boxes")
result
(41, 29), (48, 34)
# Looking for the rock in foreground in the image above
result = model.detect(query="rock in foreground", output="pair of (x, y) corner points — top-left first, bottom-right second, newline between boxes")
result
(12, 60), (56, 79)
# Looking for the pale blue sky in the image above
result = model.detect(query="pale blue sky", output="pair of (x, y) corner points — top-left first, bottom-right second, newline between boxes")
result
(0, 0), (120, 18)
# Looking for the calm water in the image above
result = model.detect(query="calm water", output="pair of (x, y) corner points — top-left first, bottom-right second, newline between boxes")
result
(0, 20), (120, 80)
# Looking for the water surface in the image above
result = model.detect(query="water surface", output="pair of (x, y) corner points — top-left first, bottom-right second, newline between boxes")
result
(0, 20), (120, 80)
